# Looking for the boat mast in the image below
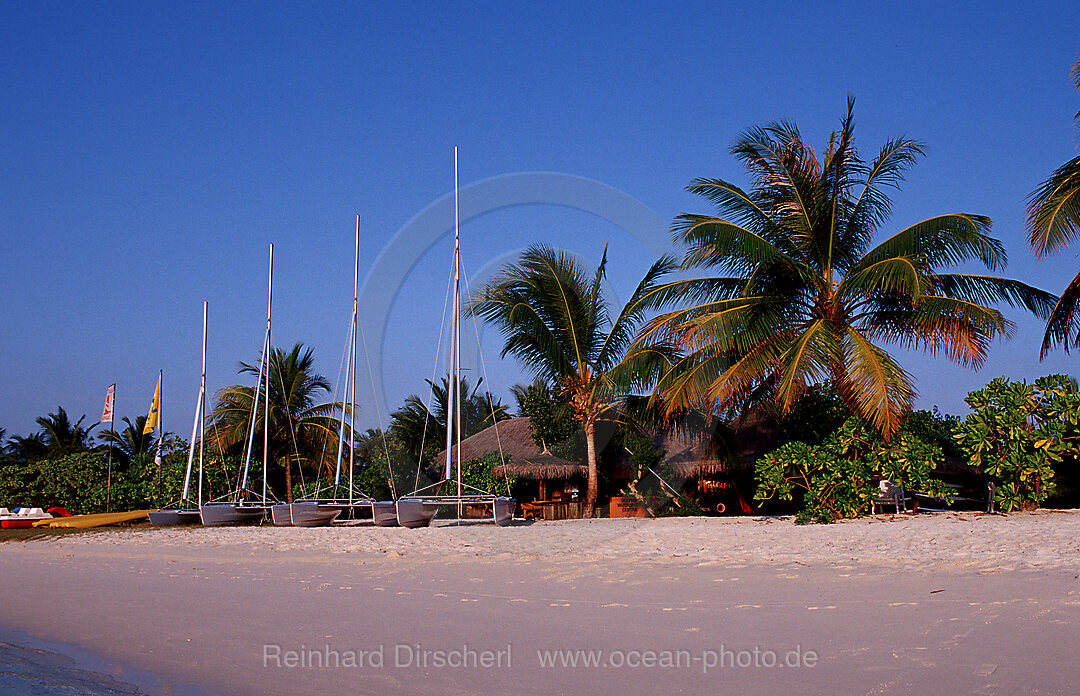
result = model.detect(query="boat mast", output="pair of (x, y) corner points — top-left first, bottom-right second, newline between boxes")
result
(181, 301), (207, 505)
(198, 302), (206, 507)
(444, 148), (459, 487)
(349, 215), (359, 507)
(453, 147), (463, 507)
(263, 243), (273, 504)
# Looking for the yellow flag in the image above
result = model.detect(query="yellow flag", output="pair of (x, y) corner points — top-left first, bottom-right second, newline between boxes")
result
(143, 373), (161, 434)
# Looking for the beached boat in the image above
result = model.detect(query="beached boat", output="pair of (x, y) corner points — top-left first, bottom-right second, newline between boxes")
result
(372, 501), (400, 527)
(394, 149), (515, 528)
(200, 246), (277, 526)
(276, 217), (376, 527)
(151, 302), (210, 527)
(0, 507), (52, 529)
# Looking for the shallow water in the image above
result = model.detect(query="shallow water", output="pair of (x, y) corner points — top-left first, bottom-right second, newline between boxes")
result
(0, 639), (144, 695)
(0, 627), (217, 696)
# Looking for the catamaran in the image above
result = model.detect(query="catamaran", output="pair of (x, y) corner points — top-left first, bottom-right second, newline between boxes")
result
(149, 302), (209, 526)
(272, 216), (375, 527)
(200, 245), (276, 526)
(393, 148), (515, 528)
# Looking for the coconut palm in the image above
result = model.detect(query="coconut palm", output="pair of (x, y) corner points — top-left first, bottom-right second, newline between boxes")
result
(1028, 60), (1080, 356)
(467, 245), (677, 515)
(206, 342), (344, 503)
(4, 433), (47, 464)
(389, 376), (511, 466)
(640, 99), (1055, 439)
(97, 416), (158, 465)
(35, 406), (97, 456)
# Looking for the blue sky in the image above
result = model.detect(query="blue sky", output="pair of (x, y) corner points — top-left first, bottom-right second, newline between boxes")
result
(1, 1), (1078, 439)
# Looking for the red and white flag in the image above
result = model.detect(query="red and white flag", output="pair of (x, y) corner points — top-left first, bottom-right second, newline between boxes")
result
(100, 383), (115, 424)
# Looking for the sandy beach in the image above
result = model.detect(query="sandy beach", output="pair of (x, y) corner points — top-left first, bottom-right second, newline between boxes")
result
(2, 511), (1079, 695)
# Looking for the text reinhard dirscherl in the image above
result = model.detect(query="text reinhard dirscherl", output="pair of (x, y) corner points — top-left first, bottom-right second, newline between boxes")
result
(262, 643), (819, 673)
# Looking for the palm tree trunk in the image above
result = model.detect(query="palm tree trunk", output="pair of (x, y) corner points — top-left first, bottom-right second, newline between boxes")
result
(285, 453), (293, 503)
(584, 420), (598, 518)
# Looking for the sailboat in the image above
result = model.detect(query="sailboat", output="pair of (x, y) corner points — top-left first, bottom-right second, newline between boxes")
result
(200, 245), (276, 526)
(394, 149), (515, 528)
(272, 216), (374, 527)
(149, 302), (209, 526)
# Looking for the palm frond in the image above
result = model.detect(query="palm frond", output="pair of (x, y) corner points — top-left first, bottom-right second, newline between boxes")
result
(1027, 155), (1080, 257)
(839, 328), (915, 439)
(1040, 270), (1080, 357)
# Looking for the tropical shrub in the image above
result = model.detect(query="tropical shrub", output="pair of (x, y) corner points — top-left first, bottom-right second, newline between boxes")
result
(459, 451), (517, 495)
(755, 419), (952, 523)
(955, 375), (1080, 511)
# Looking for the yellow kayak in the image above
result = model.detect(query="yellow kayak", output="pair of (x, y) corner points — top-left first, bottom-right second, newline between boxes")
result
(33, 510), (152, 528)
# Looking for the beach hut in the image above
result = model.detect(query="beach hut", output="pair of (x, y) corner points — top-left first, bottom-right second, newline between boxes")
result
(433, 417), (586, 505)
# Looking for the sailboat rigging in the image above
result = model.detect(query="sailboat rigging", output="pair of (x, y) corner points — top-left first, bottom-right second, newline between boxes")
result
(273, 216), (373, 526)
(200, 245), (275, 526)
(148, 302), (208, 526)
(393, 148), (515, 528)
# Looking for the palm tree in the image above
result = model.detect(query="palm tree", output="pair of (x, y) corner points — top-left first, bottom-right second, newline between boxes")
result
(97, 416), (158, 465)
(206, 342), (344, 503)
(389, 376), (511, 466)
(467, 245), (677, 515)
(36, 406), (97, 456)
(4, 433), (47, 464)
(640, 99), (1055, 439)
(1028, 59), (1080, 356)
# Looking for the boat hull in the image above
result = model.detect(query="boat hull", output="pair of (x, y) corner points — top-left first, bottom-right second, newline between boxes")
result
(289, 502), (342, 527)
(396, 499), (439, 528)
(493, 497), (515, 526)
(270, 504), (294, 526)
(372, 501), (400, 527)
(1, 508), (51, 529)
(148, 509), (202, 527)
(199, 504), (266, 526)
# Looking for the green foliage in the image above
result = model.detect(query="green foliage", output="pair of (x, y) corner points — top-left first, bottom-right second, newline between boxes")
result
(459, 451), (517, 495)
(902, 407), (962, 458)
(956, 375), (1080, 511)
(0, 445), (248, 514)
(780, 385), (851, 445)
(755, 418), (952, 523)
(618, 432), (701, 516)
(513, 379), (582, 460)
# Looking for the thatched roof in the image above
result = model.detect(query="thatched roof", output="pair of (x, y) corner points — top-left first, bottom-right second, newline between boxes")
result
(434, 417), (585, 480)
(493, 454), (587, 480)
(655, 407), (780, 480)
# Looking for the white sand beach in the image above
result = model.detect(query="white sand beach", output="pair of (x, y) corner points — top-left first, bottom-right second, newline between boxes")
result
(1, 512), (1079, 695)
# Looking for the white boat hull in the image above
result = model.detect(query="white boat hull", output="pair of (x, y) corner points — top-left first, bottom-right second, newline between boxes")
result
(148, 509), (202, 527)
(373, 501), (399, 527)
(396, 499), (439, 528)
(199, 504), (265, 526)
(493, 497), (515, 526)
(270, 504), (294, 526)
(289, 502), (342, 527)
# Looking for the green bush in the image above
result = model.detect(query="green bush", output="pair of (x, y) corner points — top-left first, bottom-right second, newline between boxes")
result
(755, 418), (952, 523)
(956, 375), (1080, 511)
(0, 448), (248, 514)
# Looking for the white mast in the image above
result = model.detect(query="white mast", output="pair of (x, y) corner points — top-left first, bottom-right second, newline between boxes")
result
(181, 301), (207, 504)
(198, 302), (206, 507)
(444, 148), (460, 486)
(263, 243), (273, 504)
(349, 215), (359, 506)
(453, 148), (463, 507)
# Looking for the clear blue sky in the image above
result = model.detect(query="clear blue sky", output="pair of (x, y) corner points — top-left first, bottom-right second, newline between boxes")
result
(1, 1), (1078, 439)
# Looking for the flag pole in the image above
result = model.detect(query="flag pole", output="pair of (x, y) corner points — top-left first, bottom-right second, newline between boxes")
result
(157, 369), (163, 486)
(106, 384), (115, 512)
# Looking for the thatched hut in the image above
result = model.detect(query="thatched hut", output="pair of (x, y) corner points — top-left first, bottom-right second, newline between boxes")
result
(652, 407), (779, 481)
(434, 417), (585, 500)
